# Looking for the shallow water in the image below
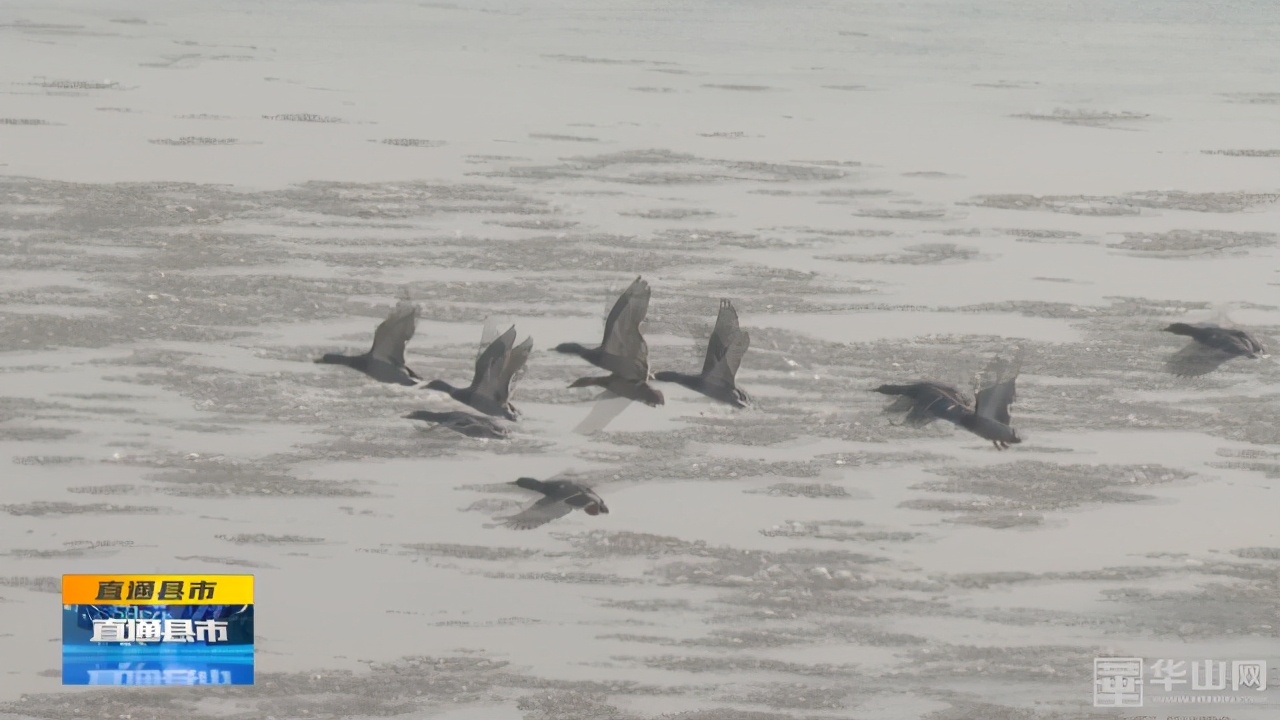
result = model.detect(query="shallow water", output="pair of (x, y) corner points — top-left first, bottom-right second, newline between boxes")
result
(3, 0), (1280, 718)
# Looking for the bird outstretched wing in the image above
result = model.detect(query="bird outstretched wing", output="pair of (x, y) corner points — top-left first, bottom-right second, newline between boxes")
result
(974, 354), (1021, 425)
(599, 276), (651, 380)
(369, 301), (419, 366)
(494, 496), (574, 530)
(702, 300), (749, 389)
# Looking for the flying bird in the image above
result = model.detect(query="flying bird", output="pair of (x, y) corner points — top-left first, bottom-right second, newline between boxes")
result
(315, 300), (422, 386)
(489, 476), (609, 530)
(1163, 322), (1267, 377)
(654, 299), (752, 408)
(874, 355), (1022, 450)
(403, 410), (509, 440)
(556, 276), (664, 408)
(424, 324), (533, 420)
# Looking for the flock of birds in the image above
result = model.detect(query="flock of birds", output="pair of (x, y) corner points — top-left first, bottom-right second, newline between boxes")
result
(315, 276), (1269, 530)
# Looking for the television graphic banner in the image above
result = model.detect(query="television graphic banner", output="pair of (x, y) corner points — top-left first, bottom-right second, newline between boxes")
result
(62, 574), (254, 686)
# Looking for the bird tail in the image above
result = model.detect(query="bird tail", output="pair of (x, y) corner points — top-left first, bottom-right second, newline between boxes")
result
(1164, 323), (1196, 337)
(873, 384), (916, 396)
(568, 376), (609, 389)
(513, 477), (547, 493)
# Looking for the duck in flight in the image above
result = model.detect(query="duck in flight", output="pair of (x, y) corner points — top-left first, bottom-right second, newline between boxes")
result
(489, 476), (608, 530)
(556, 276), (664, 407)
(874, 355), (1022, 450)
(403, 410), (509, 440)
(654, 299), (752, 408)
(315, 301), (422, 386)
(1163, 322), (1268, 377)
(424, 324), (533, 421)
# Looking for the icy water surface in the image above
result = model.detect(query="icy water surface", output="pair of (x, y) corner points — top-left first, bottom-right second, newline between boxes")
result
(2, 0), (1280, 718)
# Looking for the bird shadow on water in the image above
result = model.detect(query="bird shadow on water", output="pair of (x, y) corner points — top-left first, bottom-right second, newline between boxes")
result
(572, 393), (636, 434)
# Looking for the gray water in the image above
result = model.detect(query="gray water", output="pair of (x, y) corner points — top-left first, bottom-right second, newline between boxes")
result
(2, 0), (1279, 718)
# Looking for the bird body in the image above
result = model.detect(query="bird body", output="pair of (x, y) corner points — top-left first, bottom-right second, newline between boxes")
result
(958, 403), (1021, 449)
(569, 375), (664, 406)
(403, 410), (509, 439)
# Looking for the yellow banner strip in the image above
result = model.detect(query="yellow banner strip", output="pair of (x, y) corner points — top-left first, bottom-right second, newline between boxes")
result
(62, 575), (254, 605)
